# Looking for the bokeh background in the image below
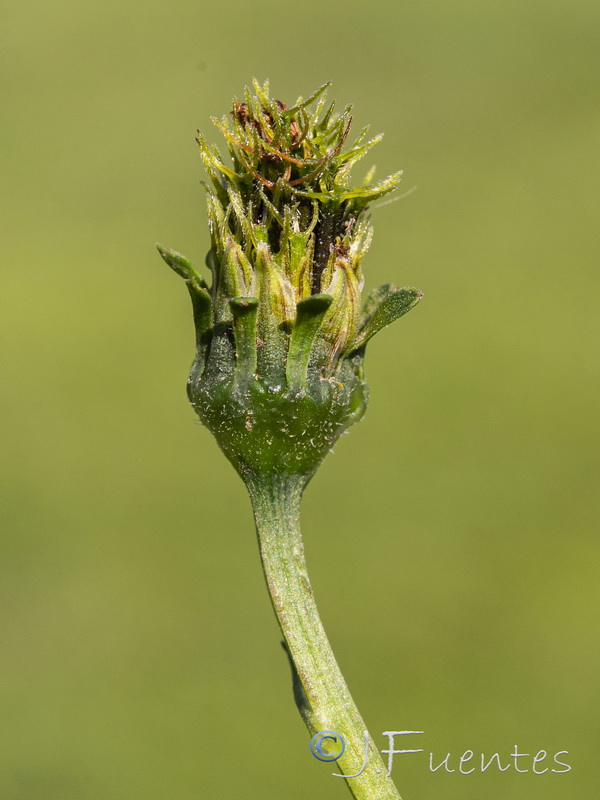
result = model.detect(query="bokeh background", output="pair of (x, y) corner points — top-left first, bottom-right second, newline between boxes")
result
(2, 0), (599, 798)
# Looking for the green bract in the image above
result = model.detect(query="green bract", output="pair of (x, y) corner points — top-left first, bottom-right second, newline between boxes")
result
(157, 80), (422, 485)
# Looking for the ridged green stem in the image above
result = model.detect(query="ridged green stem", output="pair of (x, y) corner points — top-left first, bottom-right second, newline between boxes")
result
(246, 474), (402, 800)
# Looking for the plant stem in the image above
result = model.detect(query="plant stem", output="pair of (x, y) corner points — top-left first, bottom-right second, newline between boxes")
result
(246, 474), (403, 800)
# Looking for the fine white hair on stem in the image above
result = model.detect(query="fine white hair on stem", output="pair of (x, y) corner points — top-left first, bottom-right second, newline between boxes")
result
(373, 185), (417, 209)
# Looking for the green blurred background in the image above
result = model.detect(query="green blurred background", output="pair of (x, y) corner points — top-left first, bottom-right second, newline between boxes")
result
(2, 0), (599, 797)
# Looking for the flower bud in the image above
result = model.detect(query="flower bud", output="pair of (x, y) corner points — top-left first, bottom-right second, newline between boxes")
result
(157, 80), (422, 484)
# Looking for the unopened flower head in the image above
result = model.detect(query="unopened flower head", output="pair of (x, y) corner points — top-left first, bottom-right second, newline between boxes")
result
(157, 80), (422, 484)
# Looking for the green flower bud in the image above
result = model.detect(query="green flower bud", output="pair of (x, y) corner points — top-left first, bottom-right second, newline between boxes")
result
(157, 80), (422, 485)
